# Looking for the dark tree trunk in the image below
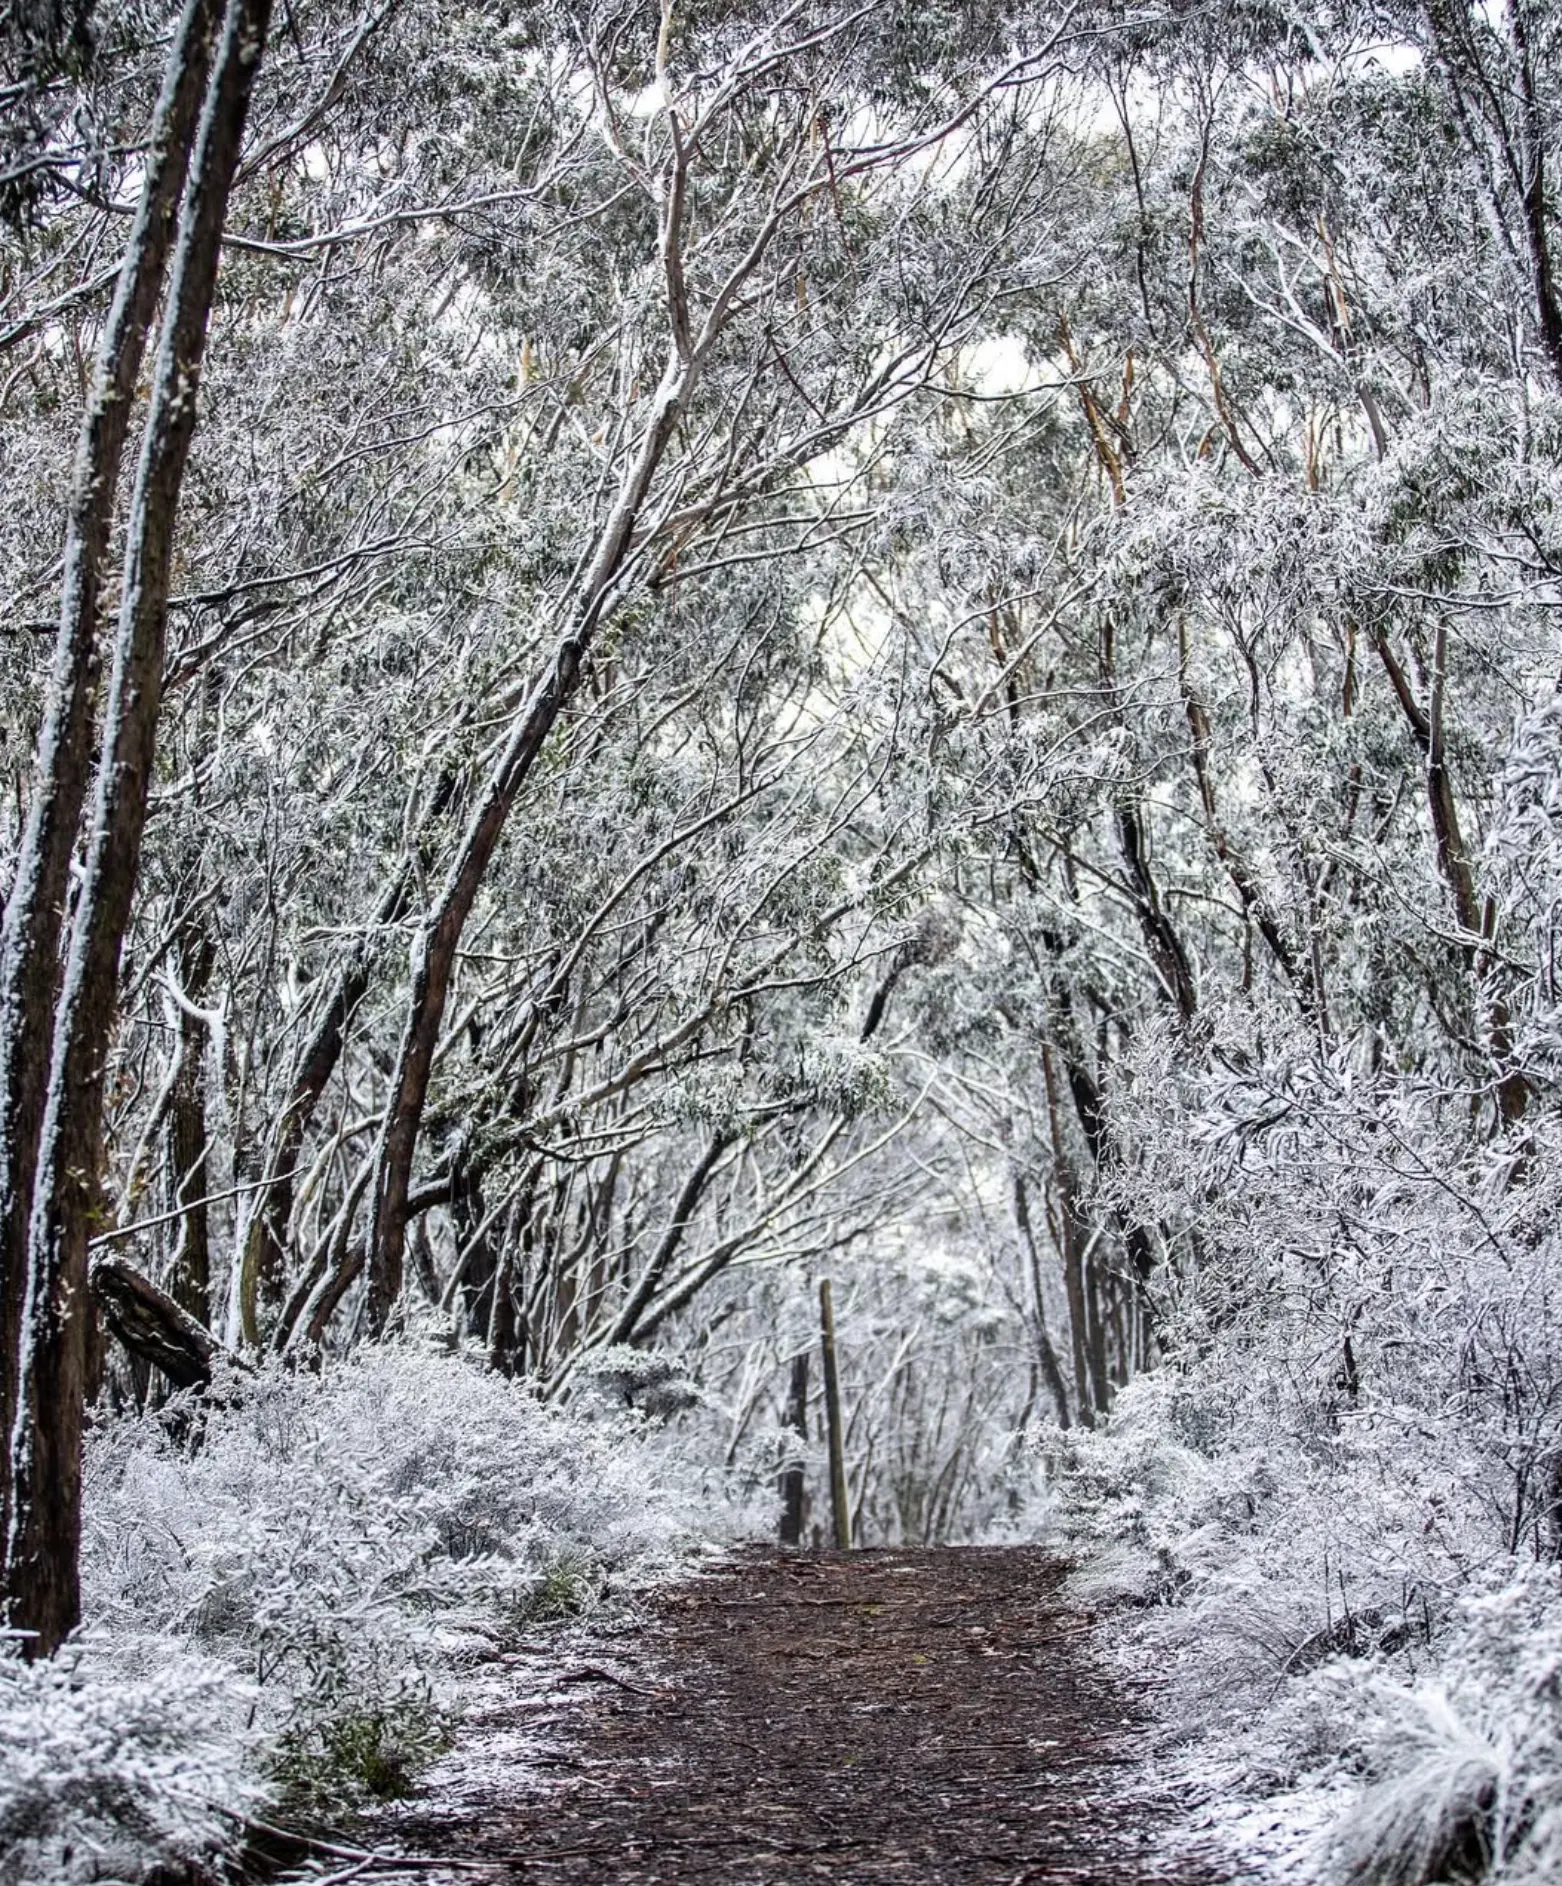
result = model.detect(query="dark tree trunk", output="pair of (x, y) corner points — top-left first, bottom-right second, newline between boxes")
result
(4, 0), (272, 1657)
(1509, 0), (1562, 385)
(1013, 1173), (1072, 1430)
(0, 0), (223, 1593)
(91, 1257), (227, 1392)
(1116, 802), (1197, 1022)
(365, 368), (690, 1332)
(779, 1350), (810, 1546)
(608, 1131), (733, 1348)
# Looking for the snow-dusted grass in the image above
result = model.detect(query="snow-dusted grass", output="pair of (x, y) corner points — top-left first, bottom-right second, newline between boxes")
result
(1050, 1375), (1562, 1886)
(1033, 987), (1562, 1886)
(0, 1340), (732, 1886)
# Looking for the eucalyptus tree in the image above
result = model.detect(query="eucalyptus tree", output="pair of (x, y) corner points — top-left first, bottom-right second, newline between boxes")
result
(753, 0), (1562, 1447)
(10, 0), (1561, 1593)
(2, 0), (1118, 1632)
(1, 0), (278, 1653)
(94, 0), (1105, 1369)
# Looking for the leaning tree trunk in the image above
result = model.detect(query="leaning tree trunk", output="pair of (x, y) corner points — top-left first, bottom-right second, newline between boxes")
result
(0, 0), (223, 1579)
(4, 0), (272, 1657)
(363, 362), (690, 1332)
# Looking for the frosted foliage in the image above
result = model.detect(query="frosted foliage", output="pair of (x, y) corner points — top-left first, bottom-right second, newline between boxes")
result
(1046, 1006), (1562, 1883)
(13, 5), (1562, 1883)
(0, 1344), (724, 1873)
(0, 1650), (254, 1886)
(1287, 1571), (1562, 1886)
(1490, 694), (1562, 1075)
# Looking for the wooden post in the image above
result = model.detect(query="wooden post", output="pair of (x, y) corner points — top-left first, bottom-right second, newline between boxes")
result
(818, 1278), (850, 1550)
(778, 1350), (809, 1546)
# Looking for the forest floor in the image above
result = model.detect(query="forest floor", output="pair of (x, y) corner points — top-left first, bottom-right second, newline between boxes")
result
(307, 1545), (1231, 1885)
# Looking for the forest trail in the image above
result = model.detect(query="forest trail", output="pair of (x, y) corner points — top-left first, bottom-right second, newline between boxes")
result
(350, 1546), (1216, 1885)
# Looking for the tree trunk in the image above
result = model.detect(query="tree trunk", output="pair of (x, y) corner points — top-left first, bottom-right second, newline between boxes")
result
(607, 1132), (733, 1347)
(167, 918), (215, 1326)
(364, 364), (689, 1330)
(779, 1350), (810, 1546)
(1373, 620), (1529, 1124)
(1042, 1045), (1096, 1428)
(1117, 801), (1197, 1022)
(0, 0), (223, 1593)
(1013, 1173), (1071, 1429)
(233, 788), (459, 1347)
(4, 0), (272, 1657)
(1509, 0), (1562, 385)
(91, 1256), (227, 1393)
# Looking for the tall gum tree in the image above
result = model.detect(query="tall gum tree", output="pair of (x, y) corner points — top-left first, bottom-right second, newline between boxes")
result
(359, 4), (1089, 1330)
(2, 0), (272, 1656)
(0, 0), (223, 1588)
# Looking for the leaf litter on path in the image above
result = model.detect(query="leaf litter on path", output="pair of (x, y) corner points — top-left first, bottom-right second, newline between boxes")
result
(291, 1545), (1236, 1885)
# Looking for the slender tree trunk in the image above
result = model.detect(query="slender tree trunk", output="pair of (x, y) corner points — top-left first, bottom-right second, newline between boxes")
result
(1117, 802), (1198, 1021)
(233, 781), (460, 1347)
(607, 1131), (733, 1347)
(0, 0), (222, 1581)
(819, 1279), (850, 1550)
(1509, 0), (1562, 385)
(778, 1350), (810, 1546)
(4, 0), (272, 1656)
(1042, 1044), (1095, 1428)
(1013, 1173), (1071, 1429)
(365, 362), (690, 1330)
(167, 918), (215, 1326)
(1373, 621), (1529, 1124)
(1083, 1250), (1112, 1415)
(1428, 0), (1562, 386)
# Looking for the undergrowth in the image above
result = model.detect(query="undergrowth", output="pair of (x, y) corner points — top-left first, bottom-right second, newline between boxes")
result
(0, 1338), (729, 1886)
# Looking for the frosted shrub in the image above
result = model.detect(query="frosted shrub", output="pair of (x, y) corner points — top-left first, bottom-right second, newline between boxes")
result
(0, 1646), (253, 1886)
(1325, 1684), (1502, 1886)
(1254, 1565), (1562, 1886)
(1046, 1375), (1224, 1597)
(77, 1342), (713, 1825)
(1067, 1004), (1562, 1882)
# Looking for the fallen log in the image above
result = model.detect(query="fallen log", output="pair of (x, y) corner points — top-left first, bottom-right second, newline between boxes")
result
(90, 1254), (238, 1390)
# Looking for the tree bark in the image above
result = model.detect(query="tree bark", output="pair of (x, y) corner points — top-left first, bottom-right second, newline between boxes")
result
(1508, 0), (1562, 385)
(1013, 1173), (1072, 1430)
(167, 918), (215, 1326)
(1373, 621), (1529, 1124)
(91, 1256), (226, 1392)
(0, 0), (223, 1593)
(607, 1131), (733, 1348)
(4, 0), (272, 1657)
(364, 362), (689, 1331)
(1116, 801), (1198, 1022)
(778, 1350), (810, 1546)
(1042, 1044), (1098, 1427)
(819, 1279), (850, 1550)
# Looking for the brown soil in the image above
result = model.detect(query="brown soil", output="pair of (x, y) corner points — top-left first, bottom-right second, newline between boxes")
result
(347, 1545), (1223, 1885)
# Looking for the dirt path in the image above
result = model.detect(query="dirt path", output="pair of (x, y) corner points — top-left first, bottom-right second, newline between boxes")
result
(355, 1546), (1219, 1885)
